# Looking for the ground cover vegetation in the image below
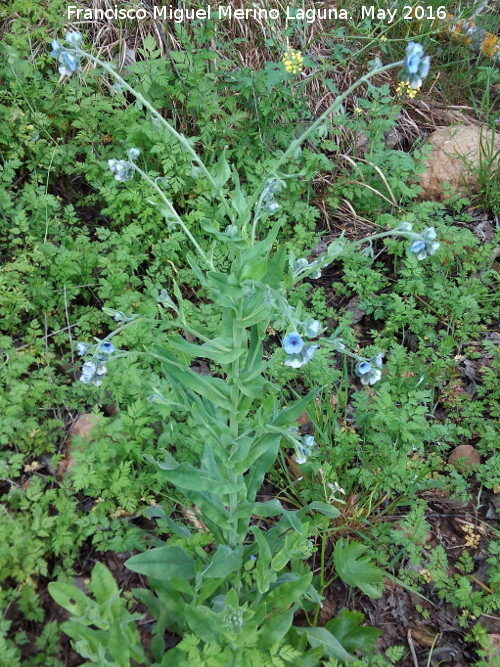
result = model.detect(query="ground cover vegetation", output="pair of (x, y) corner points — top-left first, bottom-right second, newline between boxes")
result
(0, 1), (499, 665)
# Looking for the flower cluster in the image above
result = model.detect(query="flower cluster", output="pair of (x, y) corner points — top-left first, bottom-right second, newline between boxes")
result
(400, 42), (430, 89)
(76, 340), (117, 386)
(356, 353), (383, 385)
(282, 328), (319, 369)
(282, 48), (303, 75)
(410, 226), (440, 260)
(296, 435), (315, 465)
(395, 80), (418, 99)
(50, 31), (82, 77)
(260, 178), (284, 215)
(396, 222), (440, 260)
(108, 148), (140, 182)
(293, 257), (321, 280)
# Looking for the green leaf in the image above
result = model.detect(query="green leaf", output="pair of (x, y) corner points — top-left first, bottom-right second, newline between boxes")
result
(162, 363), (235, 412)
(332, 540), (384, 599)
(89, 562), (119, 606)
(297, 627), (354, 661)
(258, 608), (294, 650)
(326, 609), (381, 654)
(300, 501), (340, 520)
(272, 388), (321, 427)
(202, 545), (243, 579)
(250, 525), (275, 594)
(152, 450), (243, 494)
(167, 334), (245, 364)
(265, 572), (312, 610)
(213, 147), (231, 189)
(184, 604), (220, 643)
(125, 546), (196, 580)
(47, 583), (91, 617)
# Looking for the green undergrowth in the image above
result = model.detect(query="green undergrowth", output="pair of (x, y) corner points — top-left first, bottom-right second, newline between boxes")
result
(0, 2), (499, 664)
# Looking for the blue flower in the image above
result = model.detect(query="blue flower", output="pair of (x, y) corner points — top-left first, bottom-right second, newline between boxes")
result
(401, 42), (430, 89)
(397, 222), (413, 232)
(267, 201), (280, 214)
(283, 332), (304, 355)
(58, 51), (80, 77)
(284, 344), (319, 369)
(76, 342), (89, 356)
(108, 159), (133, 182)
(410, 227), (440, 260)
(356, 355), (383, 385)
(65, 31), (82, 48)
(127, 148), (140, 161)
(50, 40), (63, 58)
(100, 341), (115, 355)
(405, 42), (424, 73)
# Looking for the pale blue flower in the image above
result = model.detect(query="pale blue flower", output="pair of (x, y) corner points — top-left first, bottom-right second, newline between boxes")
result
(283, 332), (304, 355)
(306, 320), (321, 338)
(65, 31), (82, 48)
(398, 222), (413, 232)
(76, 342), (88, 356)
(50, 40), (63, 58)
(310, 268), (321, 279)
(100, 342), (115, 355)
(401, 42), (430, 89)
(405, 42), (424, 73)
(294, 258), (309, 271)
(284, 344), (319, 369)
(108, 159), (133, 182)
(296, 435), (315, 464)
(127, 148), (140, 161)
(58, 51), (80, 77)
(356, 355), (383, 385)
(410, 227), (440, 260)
(81, 361), (96, 377)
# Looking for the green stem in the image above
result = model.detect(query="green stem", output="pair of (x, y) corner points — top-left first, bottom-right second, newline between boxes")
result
(74, 48), (233, 220)
(244, 60), (405, 236)
(132, 164), (213, 269)
(227, 298), (243, 547)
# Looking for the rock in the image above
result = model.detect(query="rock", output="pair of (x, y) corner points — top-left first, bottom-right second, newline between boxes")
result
(488, 634), (500, 657)
(57, 413), (104, 476)
(419, 125), (500, 201)
(447, 444), (481, 471)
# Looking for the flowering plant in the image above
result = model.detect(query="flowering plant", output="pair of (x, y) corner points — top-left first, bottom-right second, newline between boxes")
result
(48, 33), (438, 663)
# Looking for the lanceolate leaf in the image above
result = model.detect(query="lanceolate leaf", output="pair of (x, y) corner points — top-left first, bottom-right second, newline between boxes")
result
(125, 546), (196, 580)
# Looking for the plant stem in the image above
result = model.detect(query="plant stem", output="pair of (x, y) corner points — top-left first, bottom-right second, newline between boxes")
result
(228, 297), (242, 547)
(74, 48), (233, 220)
(132, 164), (213, 269)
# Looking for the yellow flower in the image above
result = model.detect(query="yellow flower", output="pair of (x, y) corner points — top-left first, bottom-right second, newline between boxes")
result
(354, 107), (363, 115)
(283, 48), (303, 75)
(396, 81), (418, 98)
(380, 35), (388, 42)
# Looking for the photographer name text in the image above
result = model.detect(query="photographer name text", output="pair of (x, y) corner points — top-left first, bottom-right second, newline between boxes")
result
(67, 5), (446, 24)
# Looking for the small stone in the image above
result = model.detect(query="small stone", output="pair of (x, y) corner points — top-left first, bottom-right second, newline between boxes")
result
(447, 444), (481, 471)
(57, 413), (104, 476)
